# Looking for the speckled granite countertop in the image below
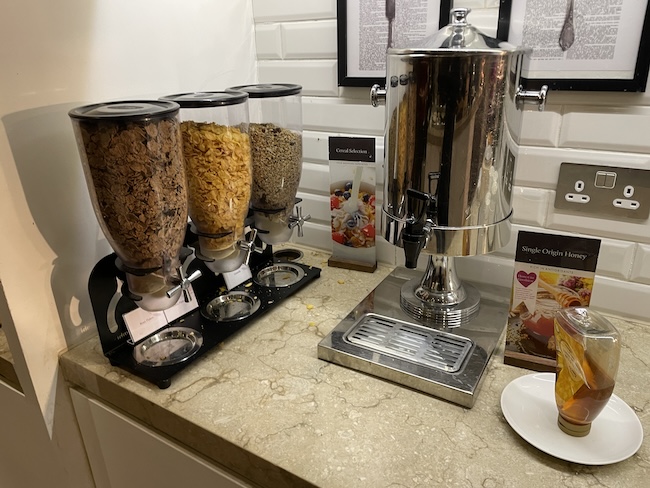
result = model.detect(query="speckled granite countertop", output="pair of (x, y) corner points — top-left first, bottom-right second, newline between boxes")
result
(59, 246), (649, 488)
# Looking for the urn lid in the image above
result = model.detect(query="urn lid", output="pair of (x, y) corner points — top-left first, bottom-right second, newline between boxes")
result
(391, 8), (523, 54)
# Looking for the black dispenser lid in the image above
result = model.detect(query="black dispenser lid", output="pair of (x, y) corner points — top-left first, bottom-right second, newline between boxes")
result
(160, 91), (249, 108)
(68, 101), (180, 122)
(227, 83), (302, 98)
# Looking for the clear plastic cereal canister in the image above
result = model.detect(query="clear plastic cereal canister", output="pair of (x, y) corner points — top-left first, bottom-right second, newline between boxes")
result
(227, 83), (303, 244)
(160, 91), (252, 273)
(69, 100), (188, 311)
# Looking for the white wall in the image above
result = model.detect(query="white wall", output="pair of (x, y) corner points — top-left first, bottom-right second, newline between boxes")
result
(0, 1), (257, 486)
(253, 0), (650, 321)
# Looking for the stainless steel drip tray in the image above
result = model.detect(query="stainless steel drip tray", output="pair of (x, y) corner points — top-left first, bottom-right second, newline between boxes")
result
(317, 267), (509, 408)
(344, 314), (474, 373)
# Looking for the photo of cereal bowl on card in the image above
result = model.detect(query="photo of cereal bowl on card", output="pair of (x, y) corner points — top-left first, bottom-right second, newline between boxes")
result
(330, 178), (376, 249)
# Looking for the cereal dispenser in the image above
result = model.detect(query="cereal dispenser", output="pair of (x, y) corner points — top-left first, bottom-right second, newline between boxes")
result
(70, 99), (321, 389)
(69, 101), (194, 312)
(160, 91), (254, 273)
(227, 83), (310, 244)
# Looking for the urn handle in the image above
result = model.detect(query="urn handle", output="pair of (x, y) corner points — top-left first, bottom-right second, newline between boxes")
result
(516, 85), (549, 111)
(370, 84), (386, 107)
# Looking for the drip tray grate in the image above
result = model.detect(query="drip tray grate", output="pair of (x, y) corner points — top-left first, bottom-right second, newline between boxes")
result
(344, 314), (473, 373)
(318, 268), (509, 407)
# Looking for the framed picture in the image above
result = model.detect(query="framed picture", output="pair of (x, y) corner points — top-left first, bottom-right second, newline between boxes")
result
(337, 0), (452, 87)
(497, 0), (650, 92)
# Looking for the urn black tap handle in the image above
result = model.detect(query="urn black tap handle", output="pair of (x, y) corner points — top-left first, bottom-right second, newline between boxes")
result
(406, 188), (437, 224)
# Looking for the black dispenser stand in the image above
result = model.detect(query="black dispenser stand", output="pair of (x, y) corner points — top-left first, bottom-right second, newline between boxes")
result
(88, 234), (320, 389)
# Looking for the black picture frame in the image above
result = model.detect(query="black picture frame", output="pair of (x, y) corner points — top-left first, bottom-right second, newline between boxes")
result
(337, 0), (452, 87)
(497, 0), (650, 92)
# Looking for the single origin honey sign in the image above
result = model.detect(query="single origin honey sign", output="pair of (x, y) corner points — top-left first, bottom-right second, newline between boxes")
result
(504, 231), (601, 371)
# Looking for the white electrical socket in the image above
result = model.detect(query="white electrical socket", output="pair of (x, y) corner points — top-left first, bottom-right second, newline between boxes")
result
(613, 198), (640, 210)
(565, 193), (590, 203)
(554, 163), (650, 220)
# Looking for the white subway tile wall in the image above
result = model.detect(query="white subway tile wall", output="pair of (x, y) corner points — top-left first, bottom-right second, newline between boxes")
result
(455, 0), (488, 8)
(514, 146), (650, 189)
(254, 24), (282, 59)
(302, 97), (384, 134)
(252, 0), (650, 321)
(252, 0), (336, 22)
(511, 187), (551, 227)
(518, 110), (562, 147)
(560, 106), (650, 153)
(258, 60), (338, 96)
(283, 20), (338, 59)
(631, 245), (650, 285)
(457, 8), (496, 37)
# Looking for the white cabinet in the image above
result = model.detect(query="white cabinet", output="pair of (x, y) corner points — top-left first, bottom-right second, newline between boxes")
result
(70, 388), (253, 488)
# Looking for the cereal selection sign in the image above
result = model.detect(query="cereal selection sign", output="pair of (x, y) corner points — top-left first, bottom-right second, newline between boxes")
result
(504, 231), (601, 371)
(327, 137), (377, 272)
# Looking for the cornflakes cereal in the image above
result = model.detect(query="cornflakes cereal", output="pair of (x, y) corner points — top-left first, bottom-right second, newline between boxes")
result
(180, 121), (252, 251)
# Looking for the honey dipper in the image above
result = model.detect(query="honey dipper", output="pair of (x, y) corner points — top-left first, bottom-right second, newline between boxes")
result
(538, 279), (583, 308)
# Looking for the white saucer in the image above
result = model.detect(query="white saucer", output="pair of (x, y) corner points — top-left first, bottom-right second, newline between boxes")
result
(501, 373), (643, 465)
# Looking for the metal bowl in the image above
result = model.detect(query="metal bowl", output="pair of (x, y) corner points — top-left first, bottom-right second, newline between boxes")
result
(254, 263), (305, 288)
(273, 248), (304, 262)
(203, 291), (261, 322)
(133, 327), (203, 367)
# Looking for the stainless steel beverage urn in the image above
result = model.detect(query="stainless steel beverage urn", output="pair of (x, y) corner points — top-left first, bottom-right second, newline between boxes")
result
(318, 8), (550, 407)
(372, 8), (547, 325)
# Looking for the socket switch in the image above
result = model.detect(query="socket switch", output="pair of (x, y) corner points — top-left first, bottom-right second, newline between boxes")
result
(554, 162), (650, 221)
